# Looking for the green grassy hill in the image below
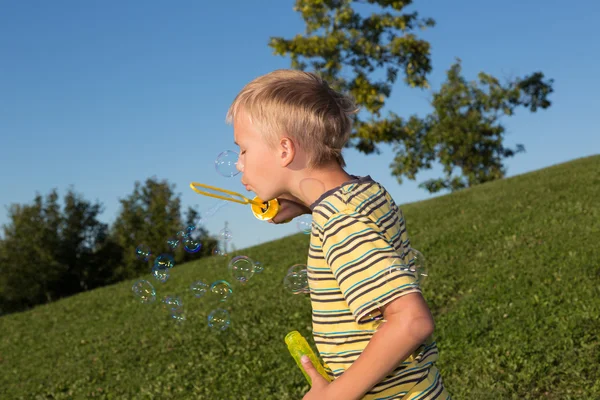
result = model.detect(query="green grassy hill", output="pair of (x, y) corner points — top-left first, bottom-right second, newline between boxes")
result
(1, 155), (599, 399)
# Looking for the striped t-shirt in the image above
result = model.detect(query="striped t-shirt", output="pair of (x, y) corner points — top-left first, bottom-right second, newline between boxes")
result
(307, 175), (447, 399)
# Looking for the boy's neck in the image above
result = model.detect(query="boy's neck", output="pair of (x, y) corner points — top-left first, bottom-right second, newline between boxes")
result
(287, 163), (354, 208)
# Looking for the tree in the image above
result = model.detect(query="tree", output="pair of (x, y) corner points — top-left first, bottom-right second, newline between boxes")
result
(269, 0), (554, 193)
(390, 59), (553, 192)
(58, 188), (122, 292)
(0, 188), (119, 314)
(111, 177), (182, 280)
(110, 177), (216, 280)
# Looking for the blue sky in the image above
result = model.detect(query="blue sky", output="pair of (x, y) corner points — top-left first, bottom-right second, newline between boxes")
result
(1, 0), (598, 252)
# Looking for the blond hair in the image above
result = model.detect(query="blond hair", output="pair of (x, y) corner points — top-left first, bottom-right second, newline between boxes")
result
(226, 69), (358, 168)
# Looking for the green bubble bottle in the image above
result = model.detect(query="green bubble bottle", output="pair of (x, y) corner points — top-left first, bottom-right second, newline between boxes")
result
(285, 330), (332, 385)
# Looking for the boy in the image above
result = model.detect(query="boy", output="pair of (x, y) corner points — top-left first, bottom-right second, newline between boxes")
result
(226, 70), (450, 400)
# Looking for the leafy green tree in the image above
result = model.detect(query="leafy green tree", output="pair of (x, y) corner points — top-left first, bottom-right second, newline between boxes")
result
(0, 188), (119, 314)
(111, 177), (216, 280)
(269, 0), (554, 192)
(111, 177), (182, 280)
(390, 59), (553, 192)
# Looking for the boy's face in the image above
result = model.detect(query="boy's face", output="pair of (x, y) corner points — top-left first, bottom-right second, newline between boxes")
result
(233, 113), (285, 201)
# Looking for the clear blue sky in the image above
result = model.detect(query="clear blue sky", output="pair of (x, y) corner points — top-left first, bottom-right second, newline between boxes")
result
(1, 1), (598, 252)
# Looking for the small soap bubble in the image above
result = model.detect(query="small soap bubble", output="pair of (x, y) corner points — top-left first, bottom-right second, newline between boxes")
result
(167, 237), (179, 250)
(284, 271), (308, 294)
(132, 279), (156, 303)
(152, 264), (170, 283)
(210, 280), (233, 302)
(155, 254), (175, 269)
(135, 244), (151, 261)
(219, 228), (233, 242)
(284, 264), (309, 294)
(364, 301), (384, 324)
(163, 295), (185, 322)
(228, 255), (255, 284)
(287, 263), (307, 276)
(162, 295), (182, 310)
(184, 237), (202, 253)
(212, 244), (228, 257)
(171, 311), (185, 322)
(176, 230), (186, 239)
(186, 224), (196, 234)
(405, 248), (428, 285)
(296, 214), (313, 234)
(190, 280), (209, 298)
(208, 308), (231, 331)
(215, 150), (240, 178)
(253, 260), (264, 273)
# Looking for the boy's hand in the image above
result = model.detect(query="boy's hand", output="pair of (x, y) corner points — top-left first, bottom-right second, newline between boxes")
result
(300, 355), (332, 400)
(269, 197), (311, 224)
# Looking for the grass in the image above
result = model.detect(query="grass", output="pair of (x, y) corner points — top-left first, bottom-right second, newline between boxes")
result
(1, 154), (599, 399)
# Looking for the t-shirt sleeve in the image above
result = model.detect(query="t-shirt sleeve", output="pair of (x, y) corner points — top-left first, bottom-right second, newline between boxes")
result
(321, 210), (421, 324)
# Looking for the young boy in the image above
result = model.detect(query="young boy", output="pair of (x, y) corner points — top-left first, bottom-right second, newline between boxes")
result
(226, 70), (450, 400)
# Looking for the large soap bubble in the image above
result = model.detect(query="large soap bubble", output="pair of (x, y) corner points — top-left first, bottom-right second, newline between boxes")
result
(228, 255), (255, 284)
(215, 150), (240, 177)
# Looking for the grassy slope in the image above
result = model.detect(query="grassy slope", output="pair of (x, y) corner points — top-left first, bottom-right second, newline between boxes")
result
(1, 155), (598, 399)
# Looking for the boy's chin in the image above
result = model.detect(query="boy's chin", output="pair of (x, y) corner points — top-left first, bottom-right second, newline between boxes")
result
(256, 191), (277, 202)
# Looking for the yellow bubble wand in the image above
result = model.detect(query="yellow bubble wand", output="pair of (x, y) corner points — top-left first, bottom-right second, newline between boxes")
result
(189, 182), (281, 221)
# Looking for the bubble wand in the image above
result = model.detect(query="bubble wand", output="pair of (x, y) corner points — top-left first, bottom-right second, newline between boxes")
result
(189, 182), (281, 221)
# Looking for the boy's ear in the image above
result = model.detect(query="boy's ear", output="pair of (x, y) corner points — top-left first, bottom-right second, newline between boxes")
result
(279, 137), (296, 167)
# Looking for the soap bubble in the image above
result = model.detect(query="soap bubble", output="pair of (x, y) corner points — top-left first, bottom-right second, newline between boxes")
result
(212, 244), (228, 257)
(190, 280), (209, 298)
(132, 279), (156, 303)
(363, 301), (384, 324)
(152, 264), (170, 283)
(208, 308), (231, 331)
(162, 295), (182, 310)
(296, 214), (312, 234)
(403, 248), (428, 285)
(284, 264), (309, 294)
(219, 228), (233, 242)
(166, 237), (179, 250)
(155, 254), (175, 269)
(210, 280), (233, 302)
(184, 237), (202, 253)
(382, 254), (409, 285)
(215, 150), (240, 177)
(186, 224), (196, 234)
(253, 260), (264, 273)
(135, 244), (151, 261)
(176, 230), (186, 240)
(152, 254), (174, 283)
(228, 255), (255, 284)
(287, 263), (307, 276)
(171, 311), (185, 322)
(163, 295), (185, 322)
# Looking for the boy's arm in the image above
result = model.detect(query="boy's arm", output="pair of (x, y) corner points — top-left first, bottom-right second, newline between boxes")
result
(326, 292), (435, 400)
(276, 192), (308, 207)
(269, 193), (311, 223)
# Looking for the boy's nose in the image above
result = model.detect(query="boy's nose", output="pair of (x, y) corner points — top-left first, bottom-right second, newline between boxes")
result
(236, 159), (244, 172)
